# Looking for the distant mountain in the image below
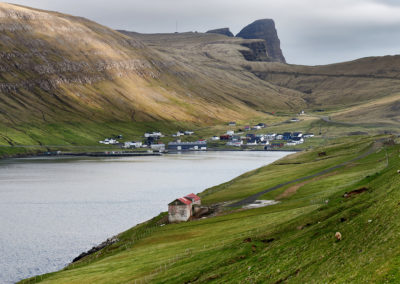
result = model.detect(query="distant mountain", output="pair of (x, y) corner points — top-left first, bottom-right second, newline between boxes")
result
(0, 3), (304, 126)
(1, 3), (400, 146)
(236, 19), (286, 63)
(206, 28), (234, 37)
(0, 3), (310, 146)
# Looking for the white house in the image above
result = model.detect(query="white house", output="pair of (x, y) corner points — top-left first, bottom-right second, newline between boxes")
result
(173, 131), (185, 137)
(227, 130), (234, 135)
(145, 132), (163, 138)
(123, 141), (142, 148)
(99, 138), (119, 145)
(151, 143), (166, 152)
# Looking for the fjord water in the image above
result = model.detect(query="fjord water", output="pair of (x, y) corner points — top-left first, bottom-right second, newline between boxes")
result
(0, 151), (289, 283)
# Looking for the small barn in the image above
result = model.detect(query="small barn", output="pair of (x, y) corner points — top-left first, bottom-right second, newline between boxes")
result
(168, 193), (201, 223)
(184, 193), (201, 205)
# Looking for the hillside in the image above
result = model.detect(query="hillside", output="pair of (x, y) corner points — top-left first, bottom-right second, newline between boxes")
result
(1, 2), (400, 149)
(0, 3), (310, 149)
(248, 57), (400, 109)
(24, 135), (400, 283)
(125, 31), (400, 131)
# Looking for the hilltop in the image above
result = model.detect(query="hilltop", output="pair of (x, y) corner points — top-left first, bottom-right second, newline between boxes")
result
(236, 19), (286, 63)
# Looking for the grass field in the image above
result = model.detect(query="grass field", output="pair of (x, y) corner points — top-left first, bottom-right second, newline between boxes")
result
(21, 134), (400, 283)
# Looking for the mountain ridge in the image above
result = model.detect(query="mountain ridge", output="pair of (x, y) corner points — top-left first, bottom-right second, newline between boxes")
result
(1, 3), (400, 147)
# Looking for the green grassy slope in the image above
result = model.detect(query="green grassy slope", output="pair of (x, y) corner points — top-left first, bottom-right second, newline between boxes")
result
(23, 135), (400, 283)
(0, 3), (309, 152)
(1, 3), (400, 151)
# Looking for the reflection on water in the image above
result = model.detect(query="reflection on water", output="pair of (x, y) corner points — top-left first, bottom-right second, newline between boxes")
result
(0, 151), (289, 283)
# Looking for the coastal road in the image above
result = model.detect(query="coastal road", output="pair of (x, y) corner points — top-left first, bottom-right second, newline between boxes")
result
(228, 140), (381, 207)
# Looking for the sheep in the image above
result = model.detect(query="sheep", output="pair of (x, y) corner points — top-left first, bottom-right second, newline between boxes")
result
(335, 232), (342, 241)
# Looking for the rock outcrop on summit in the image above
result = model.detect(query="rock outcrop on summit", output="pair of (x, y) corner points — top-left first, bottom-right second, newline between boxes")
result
(206, 28), (234, 37)
(236, 19), (286, 63)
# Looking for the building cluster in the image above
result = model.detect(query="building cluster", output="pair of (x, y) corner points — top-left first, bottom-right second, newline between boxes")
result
(97, 119), (315, 151)
(98, 135), (123, 145)
(216, 130), (314, 148)
(98, 130), (208, 153)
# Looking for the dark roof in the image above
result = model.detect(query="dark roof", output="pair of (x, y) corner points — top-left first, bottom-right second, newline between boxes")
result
(169, 197), (192, 206)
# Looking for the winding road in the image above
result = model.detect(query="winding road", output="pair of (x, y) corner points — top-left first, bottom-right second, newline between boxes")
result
(228, 140), (381, 207)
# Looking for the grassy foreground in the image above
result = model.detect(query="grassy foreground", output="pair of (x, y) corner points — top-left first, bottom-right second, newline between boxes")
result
(22, 135), (400, 283)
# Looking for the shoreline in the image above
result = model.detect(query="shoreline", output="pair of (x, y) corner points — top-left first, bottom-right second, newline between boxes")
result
(1, 148), (301, 161)
(8, 150), (293, 283)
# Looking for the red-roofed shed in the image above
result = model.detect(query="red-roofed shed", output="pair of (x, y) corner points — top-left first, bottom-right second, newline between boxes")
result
(168, 197), (192, 222)
(168, 194), (202, 223)
(184, 193), (201, 205)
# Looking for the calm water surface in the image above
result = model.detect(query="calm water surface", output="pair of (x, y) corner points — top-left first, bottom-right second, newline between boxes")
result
(0, 151), (289, 283)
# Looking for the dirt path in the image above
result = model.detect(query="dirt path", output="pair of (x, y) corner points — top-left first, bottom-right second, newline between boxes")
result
(275, 171), (339, 200)
(228, 140), (381, 208)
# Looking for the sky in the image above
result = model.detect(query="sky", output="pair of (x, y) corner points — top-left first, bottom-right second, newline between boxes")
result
(8, 0), (400, 65)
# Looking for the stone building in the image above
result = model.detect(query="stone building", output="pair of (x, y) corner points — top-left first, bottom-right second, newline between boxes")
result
(168, 193), (201, 223)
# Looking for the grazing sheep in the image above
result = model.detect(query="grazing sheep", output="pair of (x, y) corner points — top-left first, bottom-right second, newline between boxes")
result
(397, 170), (400, 174)
(335, 232), (342, 241)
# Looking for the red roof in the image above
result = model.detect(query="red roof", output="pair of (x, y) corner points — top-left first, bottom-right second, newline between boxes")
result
(178, 197), (192, 205)
(184, 193), (201, 202)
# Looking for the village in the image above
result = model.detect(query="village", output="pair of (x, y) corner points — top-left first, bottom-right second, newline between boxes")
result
(97, 118), (315, 153)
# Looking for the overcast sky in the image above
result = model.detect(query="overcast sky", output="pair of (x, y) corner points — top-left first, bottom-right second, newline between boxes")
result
(8, 0), (400, 65)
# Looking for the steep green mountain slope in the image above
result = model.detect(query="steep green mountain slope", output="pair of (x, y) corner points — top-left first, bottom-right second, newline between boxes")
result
(25, 135), (400, 283)
(1, 2), (400, 148)
(0, 3), (308, 148)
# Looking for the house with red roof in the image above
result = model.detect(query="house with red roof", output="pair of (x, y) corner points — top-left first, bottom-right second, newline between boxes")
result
(184, 193), (201, 205)
(168, 193), (201, 223)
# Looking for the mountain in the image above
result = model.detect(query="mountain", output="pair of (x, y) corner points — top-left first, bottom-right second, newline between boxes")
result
(0, 3), (305, 139)
(247, 56), (400, 108)
(206, 28), (234, 37)
(1, 3), (400, 147)
(236, 19), (286, 63)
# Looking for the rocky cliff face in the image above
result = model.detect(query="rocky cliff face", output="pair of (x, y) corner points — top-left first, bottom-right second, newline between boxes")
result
(239, 41), (270, 62)
(206, 28), (234, 37)
(236, 19), (286, 63)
